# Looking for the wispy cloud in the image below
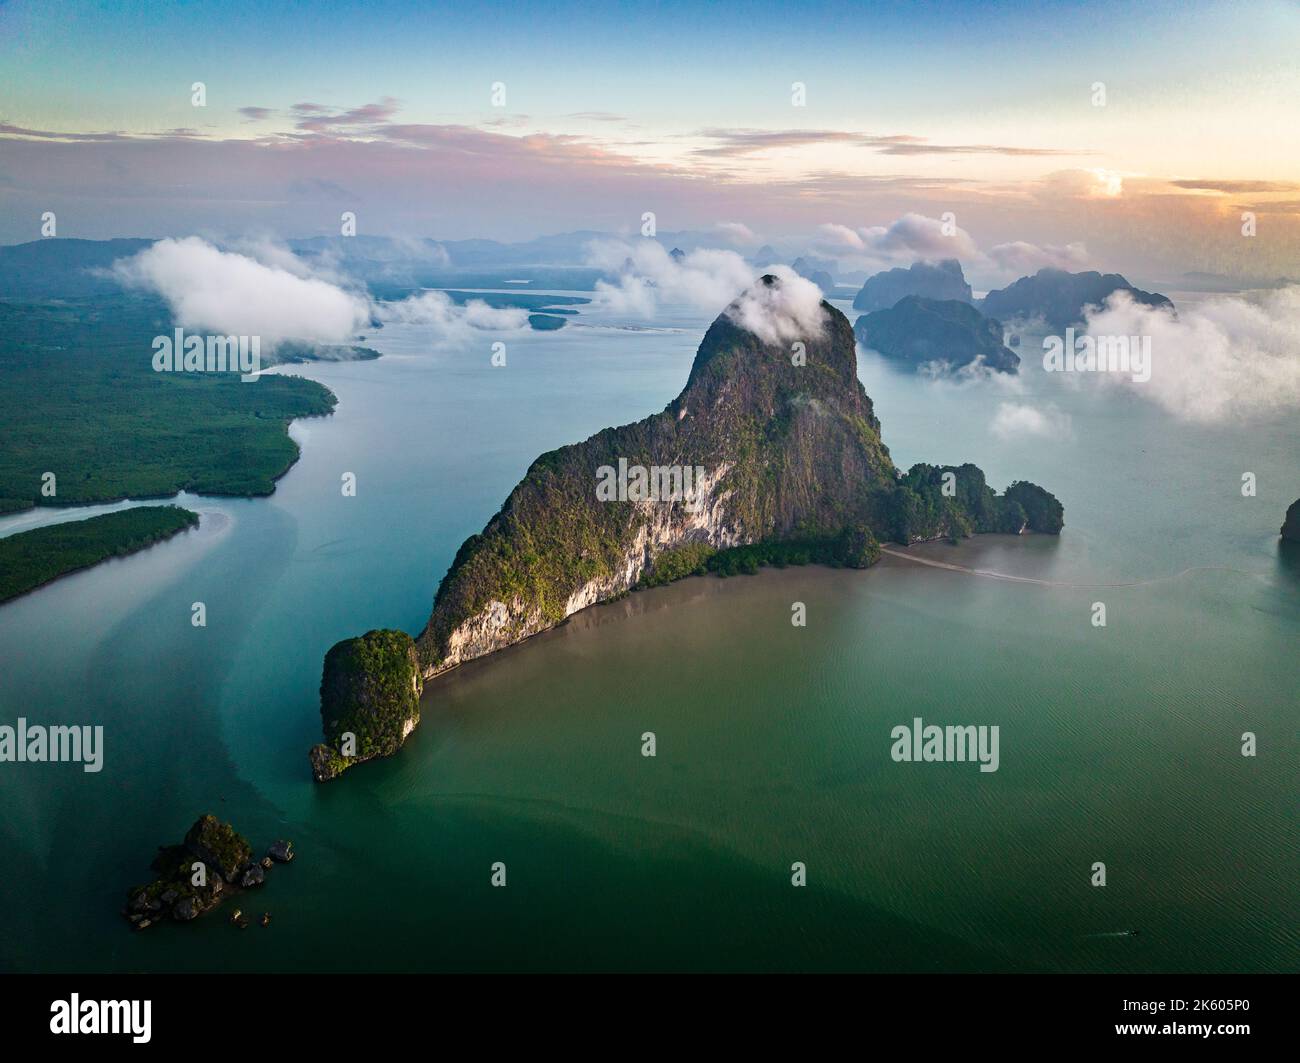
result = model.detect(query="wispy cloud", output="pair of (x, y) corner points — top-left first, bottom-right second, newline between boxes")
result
(291, 97), (401, 133)
(1233, 200), (1300, 215)
(1170, 179), (1300, 194)
(691, 128), (1087, 160)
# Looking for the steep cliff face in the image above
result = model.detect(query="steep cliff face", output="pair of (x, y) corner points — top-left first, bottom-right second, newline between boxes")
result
(417, 276), (897, 675)
(315, 274), (1064, 777)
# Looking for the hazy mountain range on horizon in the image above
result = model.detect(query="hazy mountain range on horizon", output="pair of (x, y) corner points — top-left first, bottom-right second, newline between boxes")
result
(2, 233), (1289, 304)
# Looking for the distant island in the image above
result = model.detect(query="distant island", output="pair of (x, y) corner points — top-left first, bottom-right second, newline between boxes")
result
(1283, 500), (1300, 543)
(792, 257), (836, 293)
(854, 296), (1020, 374)
(980, 268), (1173, 331)
(311, 276), (1063, 779)
(0, 505), (199, 604)
(852, 259), (973, 312)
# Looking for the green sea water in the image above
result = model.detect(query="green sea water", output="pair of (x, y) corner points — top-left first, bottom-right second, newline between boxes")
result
(0, 296), (1295, 972)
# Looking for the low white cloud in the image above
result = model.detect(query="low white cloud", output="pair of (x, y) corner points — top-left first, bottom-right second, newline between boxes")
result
(375, 289), (528, 334)
(990, 401), (1072, 439)
(112, 237), (527, 347)
(1081, 286), (1300, 422)
(917, 358), (1027, 390)
(713, 221), (760, 247)
(724, 265), (826, 344)
(587, 239), (759, 315)
(587, 241), (824, 342)
(112, 237), (369, 346)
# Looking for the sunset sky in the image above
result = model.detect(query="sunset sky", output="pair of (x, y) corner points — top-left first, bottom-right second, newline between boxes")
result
(2, 0), (1297, 283)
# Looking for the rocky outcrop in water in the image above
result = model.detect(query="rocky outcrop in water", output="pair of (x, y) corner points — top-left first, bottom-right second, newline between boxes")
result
(980, 268), (1173, 331)
(854, 296), (1020, 374)
(1282, 499), (1300, 542)
(852, 259), (972, 312)
(310, 629), (423, 781)
(123, 816), (293, 929)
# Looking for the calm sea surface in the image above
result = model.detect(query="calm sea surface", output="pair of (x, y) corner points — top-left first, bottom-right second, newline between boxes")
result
(0, 294), (1295, 972)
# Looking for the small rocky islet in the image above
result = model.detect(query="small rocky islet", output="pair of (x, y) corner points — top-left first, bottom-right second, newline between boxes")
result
(309, 629), (422, 782)
(123, 814), (294, 930)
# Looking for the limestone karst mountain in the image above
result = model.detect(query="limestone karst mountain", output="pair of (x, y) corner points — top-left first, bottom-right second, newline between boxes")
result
(855, 296), (1020, 375)
(980, 268), (1173, 331)
(312, 275), (1063, 778)
(852, 259), (973, 312)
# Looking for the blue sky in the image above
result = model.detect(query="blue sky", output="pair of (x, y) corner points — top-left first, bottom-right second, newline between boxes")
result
(1, 0), (1298, 281)
(5, 0), (1288, 137)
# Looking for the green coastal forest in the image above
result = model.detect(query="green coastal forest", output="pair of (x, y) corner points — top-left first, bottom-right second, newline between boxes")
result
(0, 296), (337, 511)
(0, 290), (343, 601)
(0, 505), (200, 603)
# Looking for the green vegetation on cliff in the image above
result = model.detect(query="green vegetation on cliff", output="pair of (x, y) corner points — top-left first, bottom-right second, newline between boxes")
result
(412, 278), (1062, 679)
(310, 629), (424, 781)
(640, 525), (883, 585)
(0, 505), (199, 604)
(417, 283), (903, 673)
(124, 814), (292, 928)
(320, 276), (1065, 779)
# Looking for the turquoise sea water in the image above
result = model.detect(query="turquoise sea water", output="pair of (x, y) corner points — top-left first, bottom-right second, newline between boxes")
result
(0, 295), (1295, 972)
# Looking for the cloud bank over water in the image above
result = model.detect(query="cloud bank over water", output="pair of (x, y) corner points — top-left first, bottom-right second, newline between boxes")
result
(1084, 287), (1300, 422)
(112, 237), (370, 346)
(374, 290), (528, 335)
(111, 238), (529, 346)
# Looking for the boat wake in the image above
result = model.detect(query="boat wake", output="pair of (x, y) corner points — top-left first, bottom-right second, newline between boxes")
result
(879, 546), (1262, 590)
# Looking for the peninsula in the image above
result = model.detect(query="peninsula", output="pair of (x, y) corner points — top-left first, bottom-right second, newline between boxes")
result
(310, 276), (1063, 779)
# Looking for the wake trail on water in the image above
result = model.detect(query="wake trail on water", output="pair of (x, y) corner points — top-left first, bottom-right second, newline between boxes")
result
(878, 546), (1263, 590)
